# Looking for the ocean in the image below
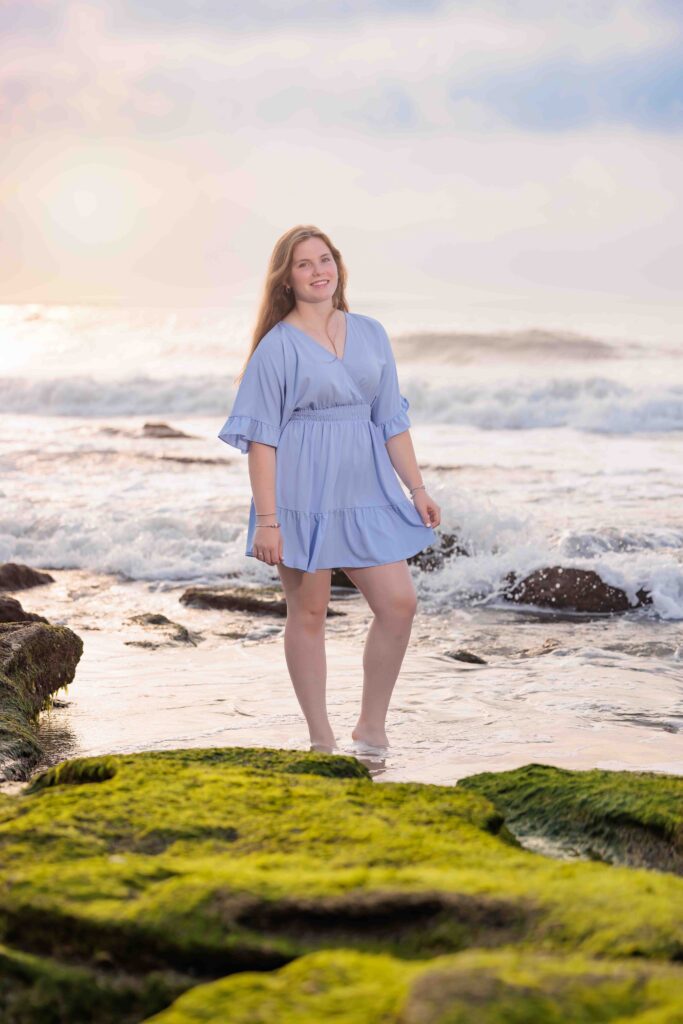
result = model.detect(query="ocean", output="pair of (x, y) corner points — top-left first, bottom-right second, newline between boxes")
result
(1, 299), (681, 781)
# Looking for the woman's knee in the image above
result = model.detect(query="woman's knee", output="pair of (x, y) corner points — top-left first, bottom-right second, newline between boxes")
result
(376, 590), (417, 625)
(286, 601), (329, 630)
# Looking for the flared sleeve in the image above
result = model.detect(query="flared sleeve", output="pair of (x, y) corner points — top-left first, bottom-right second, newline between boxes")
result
(218, 335), (288, 454)
(370, 321), (412, 443)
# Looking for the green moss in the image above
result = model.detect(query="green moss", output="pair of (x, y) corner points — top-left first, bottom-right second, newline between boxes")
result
(143, 949), (412, 1024)
(1, 748), (683, 1021)
(142, 948), (683, 1023)
(0, 676), (43, 766)
(26, 756), (119, 793)
(0, 623), (83, 779)
(0, 624), (82, 712)
(458, 764), (683, 874)
(126, 745), (373, 780)
(1, 749), (683, 962)
(0, 941), (194, 1024)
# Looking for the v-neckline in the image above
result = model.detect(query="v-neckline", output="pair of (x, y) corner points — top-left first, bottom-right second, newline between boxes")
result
(282, 310), (350, 363)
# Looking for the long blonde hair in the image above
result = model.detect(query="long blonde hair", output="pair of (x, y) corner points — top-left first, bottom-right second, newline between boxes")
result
(234, 225), (349, 384)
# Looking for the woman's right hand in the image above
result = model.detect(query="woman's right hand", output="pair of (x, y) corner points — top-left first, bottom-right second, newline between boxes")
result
(253, 525), (284, 565)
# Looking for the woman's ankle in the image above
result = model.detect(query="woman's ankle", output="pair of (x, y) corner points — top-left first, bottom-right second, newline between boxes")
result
(309, 726), (336, 748)
(352, 721), (388, 745)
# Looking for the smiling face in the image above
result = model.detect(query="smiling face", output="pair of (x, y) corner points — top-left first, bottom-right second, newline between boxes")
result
(286, 236), (339, 306)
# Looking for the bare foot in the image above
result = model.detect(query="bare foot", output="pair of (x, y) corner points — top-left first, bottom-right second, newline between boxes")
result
(310, 741), (339, 754)
(309, 731), (338, 753)
(351, 725), (389, 748)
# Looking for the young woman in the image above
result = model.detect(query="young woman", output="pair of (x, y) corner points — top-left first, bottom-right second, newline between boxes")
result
(218, 225), (441, 754)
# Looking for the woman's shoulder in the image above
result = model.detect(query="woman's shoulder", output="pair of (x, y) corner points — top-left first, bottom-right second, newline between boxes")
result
(348, 312), (387, 345)
(253, 323), (288, 357)
(349, 311), (380, 329)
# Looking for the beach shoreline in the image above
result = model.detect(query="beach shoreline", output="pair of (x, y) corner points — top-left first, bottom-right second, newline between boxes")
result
(16, 566), (681, 787)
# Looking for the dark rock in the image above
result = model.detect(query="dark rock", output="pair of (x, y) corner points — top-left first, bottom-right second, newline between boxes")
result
(0, 562), (55, 591)
(159, 454), (226, 465)
(0, 622), (83, 780)
(180, 586), (344, 617)
(502, 566), (652, 613)
(331, 569), (357, 589)
(410, 531), (469, 572)
(127, 613), (203, 646)
(0, 596), (49, 624)
(445, 649), (487, 664)
(141, 422), (194, 439)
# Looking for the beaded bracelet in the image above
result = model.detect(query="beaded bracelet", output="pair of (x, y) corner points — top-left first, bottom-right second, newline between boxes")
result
(409, 484), (426, 497)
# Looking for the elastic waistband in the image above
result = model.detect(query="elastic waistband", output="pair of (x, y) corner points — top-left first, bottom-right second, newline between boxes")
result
(290, 403), (372, 421)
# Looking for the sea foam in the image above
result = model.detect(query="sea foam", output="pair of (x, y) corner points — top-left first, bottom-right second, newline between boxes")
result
(2, 374), (682, 434)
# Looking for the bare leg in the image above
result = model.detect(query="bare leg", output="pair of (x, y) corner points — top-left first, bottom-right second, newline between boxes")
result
(276, 563), (336, 750)
(340, 560), (417, 748)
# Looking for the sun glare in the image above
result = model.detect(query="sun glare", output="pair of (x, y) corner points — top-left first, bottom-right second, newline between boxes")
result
(44, 163), (146, 245)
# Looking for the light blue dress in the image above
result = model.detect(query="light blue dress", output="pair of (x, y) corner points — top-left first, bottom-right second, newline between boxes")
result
(218, 311), (437, 573)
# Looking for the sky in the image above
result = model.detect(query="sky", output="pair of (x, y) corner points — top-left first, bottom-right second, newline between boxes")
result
(1, 0), (682, 310)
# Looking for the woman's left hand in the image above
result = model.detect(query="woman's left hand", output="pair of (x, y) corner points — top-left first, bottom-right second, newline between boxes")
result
(412, 489), (440, 528)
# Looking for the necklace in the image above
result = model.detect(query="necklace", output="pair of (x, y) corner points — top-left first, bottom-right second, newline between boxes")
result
(327, 310), (343, 358)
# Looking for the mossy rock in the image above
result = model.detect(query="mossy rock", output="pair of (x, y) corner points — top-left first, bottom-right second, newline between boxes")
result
(26, 746), (370, 793)
(142, 947), (683, 1023)
(458, 763), (683, 874)
(1, 747), (683, 1022)
(0, 941), (191, 1024)
(0, 622), (83, 780)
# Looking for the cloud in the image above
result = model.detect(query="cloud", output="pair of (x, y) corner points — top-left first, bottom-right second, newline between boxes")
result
(108, 0), (445, 34)
(450, 50), (683, 132)
(1, 0), (683, 305)
(1, 0), (682, 140)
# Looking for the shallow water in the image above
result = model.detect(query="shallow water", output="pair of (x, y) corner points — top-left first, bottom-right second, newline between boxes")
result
(20, 568), (683, 784)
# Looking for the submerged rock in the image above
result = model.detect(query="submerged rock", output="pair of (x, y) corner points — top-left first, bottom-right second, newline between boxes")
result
(0, 622), (83, 780)
(0, 747), (682, 1021)
(127, 613), (203, 647)
(180, 586), (344, 617)
(444, 648), (487, 664)
(516, 637), (562, 658)
(503, 566), (652, 613)
(141, 422), (195, 439)
(180, 586), (288, 616)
